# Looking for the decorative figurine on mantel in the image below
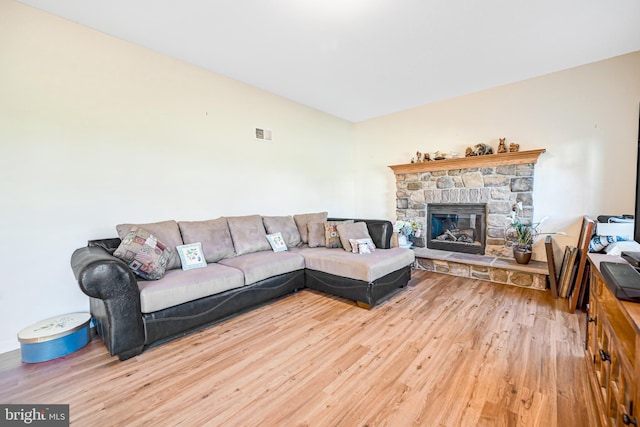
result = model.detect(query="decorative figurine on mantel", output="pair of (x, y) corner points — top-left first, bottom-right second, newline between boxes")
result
(432, 151), (445, 160)
(509, 142), (520, 152)
(497, 138), (507, 153)
(465, 143), (494, 157)
(410, 151), (433, 163)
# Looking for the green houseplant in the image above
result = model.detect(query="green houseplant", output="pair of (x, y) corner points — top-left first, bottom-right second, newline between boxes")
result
(504, 202), (545, 264)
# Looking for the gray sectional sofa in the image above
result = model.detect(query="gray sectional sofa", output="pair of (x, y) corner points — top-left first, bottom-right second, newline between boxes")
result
(70, 213), (415, 360)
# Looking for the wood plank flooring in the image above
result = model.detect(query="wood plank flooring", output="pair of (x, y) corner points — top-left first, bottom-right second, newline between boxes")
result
(0, 271), (597, 426)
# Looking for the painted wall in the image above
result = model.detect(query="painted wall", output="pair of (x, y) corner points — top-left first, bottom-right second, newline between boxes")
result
(354, 52), (640, 259)
(0, 1), (355, 353)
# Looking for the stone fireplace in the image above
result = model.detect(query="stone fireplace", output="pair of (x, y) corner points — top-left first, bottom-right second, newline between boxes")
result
(390, 149), (545, 259)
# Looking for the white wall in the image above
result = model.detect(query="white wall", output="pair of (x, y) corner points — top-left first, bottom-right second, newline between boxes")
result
(354, 52), (640, 259)
(0, 1), (355, 353)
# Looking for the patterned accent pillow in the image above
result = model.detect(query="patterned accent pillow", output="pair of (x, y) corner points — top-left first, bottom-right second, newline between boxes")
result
(266, 232), (288, 252)
(116, 220), (182, 270)
(324, 220), (354, 249)
(349, 238), (376, 254)
(113, 226), (173, 280)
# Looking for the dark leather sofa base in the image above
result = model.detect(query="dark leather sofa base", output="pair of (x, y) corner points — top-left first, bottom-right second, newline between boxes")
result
(143, 270), (305, 349)
(305, 265), (412, 309)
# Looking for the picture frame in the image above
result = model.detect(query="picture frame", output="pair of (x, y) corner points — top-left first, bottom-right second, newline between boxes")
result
(176, 242), (207, 270)
(558, 246), (578, 298)
(568, 216), (596, 313)
(266, 233), (288, 252)
(545, 235), (560, 298)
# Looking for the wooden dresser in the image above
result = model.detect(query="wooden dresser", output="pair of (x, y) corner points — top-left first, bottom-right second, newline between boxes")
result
(586, 254), (640, 426)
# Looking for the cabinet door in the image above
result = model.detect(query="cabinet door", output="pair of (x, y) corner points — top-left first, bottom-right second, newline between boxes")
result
(612, 356), (637, 427)
(586, 273), (600, 362)
(597, 317), (613, 405)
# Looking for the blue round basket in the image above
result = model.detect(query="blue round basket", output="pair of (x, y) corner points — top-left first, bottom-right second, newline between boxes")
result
(18, 313), (91, 363)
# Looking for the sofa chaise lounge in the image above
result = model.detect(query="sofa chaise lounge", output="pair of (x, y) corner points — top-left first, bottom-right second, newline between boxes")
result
(70, 213), (415, 361)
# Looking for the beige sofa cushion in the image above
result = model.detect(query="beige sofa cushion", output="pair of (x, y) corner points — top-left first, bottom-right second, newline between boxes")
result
(116, 220), (183, 270)
(262, 216), (302, 247)
(138, 263), (245, 313)
(227, 215), (271, 255)
(178, 218), (236, 263)
(300, 247), (415, 282)
(307, 222), (326, 248)
(219, 251), (305, 285)
(337, 221), (373, 252)
(293, 212), (328, 244)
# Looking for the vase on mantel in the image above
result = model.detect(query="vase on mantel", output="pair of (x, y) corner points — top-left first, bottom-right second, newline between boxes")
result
(513, 246), (532, 264)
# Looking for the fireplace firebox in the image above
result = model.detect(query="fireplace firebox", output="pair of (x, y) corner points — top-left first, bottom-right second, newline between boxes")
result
(427, 203), (486, 255)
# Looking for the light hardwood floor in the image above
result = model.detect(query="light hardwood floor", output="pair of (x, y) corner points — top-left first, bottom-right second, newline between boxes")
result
(0, 271), (597, 426)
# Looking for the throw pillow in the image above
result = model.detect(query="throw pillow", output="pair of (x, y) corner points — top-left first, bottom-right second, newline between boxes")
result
(307, 222), (327, 248)
(266, 232), (288, 252)
(178, 218), (236, 263)
(324, 220), (354, 249)
(226, 215), (271, 256)
(293, 212), (328, 244)
(116, 220), (182, 270)
(337, 221), (373, 252)
(262, 216), (302, 247)
(349, 238), (376, 254)
(176, 242), (207, 270)
(113, 226), (173, 280)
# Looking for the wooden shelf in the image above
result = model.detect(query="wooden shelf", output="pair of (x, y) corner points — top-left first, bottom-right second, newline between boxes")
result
(388, 149), (546, 175)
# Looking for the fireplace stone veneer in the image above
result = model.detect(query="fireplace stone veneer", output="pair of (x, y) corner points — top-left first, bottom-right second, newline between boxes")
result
(390, 150), (545, 259)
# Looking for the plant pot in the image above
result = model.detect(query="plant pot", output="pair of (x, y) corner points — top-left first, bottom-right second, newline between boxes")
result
(513, 247), (532, 264)
(398, 234), (408, 246)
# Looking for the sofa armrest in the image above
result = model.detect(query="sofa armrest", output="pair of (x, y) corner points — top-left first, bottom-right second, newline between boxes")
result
(71, 245), (145, 359)
(328, 218), (393, 249)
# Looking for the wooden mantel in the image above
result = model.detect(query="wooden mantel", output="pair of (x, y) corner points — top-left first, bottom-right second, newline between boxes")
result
(389, 149), (546, 174)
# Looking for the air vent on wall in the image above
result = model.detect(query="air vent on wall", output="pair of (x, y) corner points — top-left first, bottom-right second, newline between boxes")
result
(255, 128), (273, 142)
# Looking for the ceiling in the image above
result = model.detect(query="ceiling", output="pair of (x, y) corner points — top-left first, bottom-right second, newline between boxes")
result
(16, 0), (640, 122)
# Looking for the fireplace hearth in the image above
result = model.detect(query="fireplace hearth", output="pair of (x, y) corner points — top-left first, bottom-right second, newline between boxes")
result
(427, 203), (486, 255)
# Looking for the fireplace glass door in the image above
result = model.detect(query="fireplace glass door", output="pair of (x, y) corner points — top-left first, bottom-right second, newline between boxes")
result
(427, 203), (486, 255)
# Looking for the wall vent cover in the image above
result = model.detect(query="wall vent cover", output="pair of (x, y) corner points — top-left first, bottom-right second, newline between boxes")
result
(255, 128), (273, 141)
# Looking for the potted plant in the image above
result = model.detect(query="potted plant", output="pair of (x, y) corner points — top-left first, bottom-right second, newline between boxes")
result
(393, 220), (421, 248)
(504, 202), (545, 264)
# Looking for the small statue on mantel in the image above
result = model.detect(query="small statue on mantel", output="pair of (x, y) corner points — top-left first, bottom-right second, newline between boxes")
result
(509, 142), (520, 152)
(465, 143), (494, 157)
(497, 138), (507, 153)
(423, 152), (431, 161)
(416, 151), (423, 162)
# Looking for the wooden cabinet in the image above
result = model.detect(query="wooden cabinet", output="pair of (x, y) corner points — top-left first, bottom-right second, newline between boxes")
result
(586, 254), (640, 426)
